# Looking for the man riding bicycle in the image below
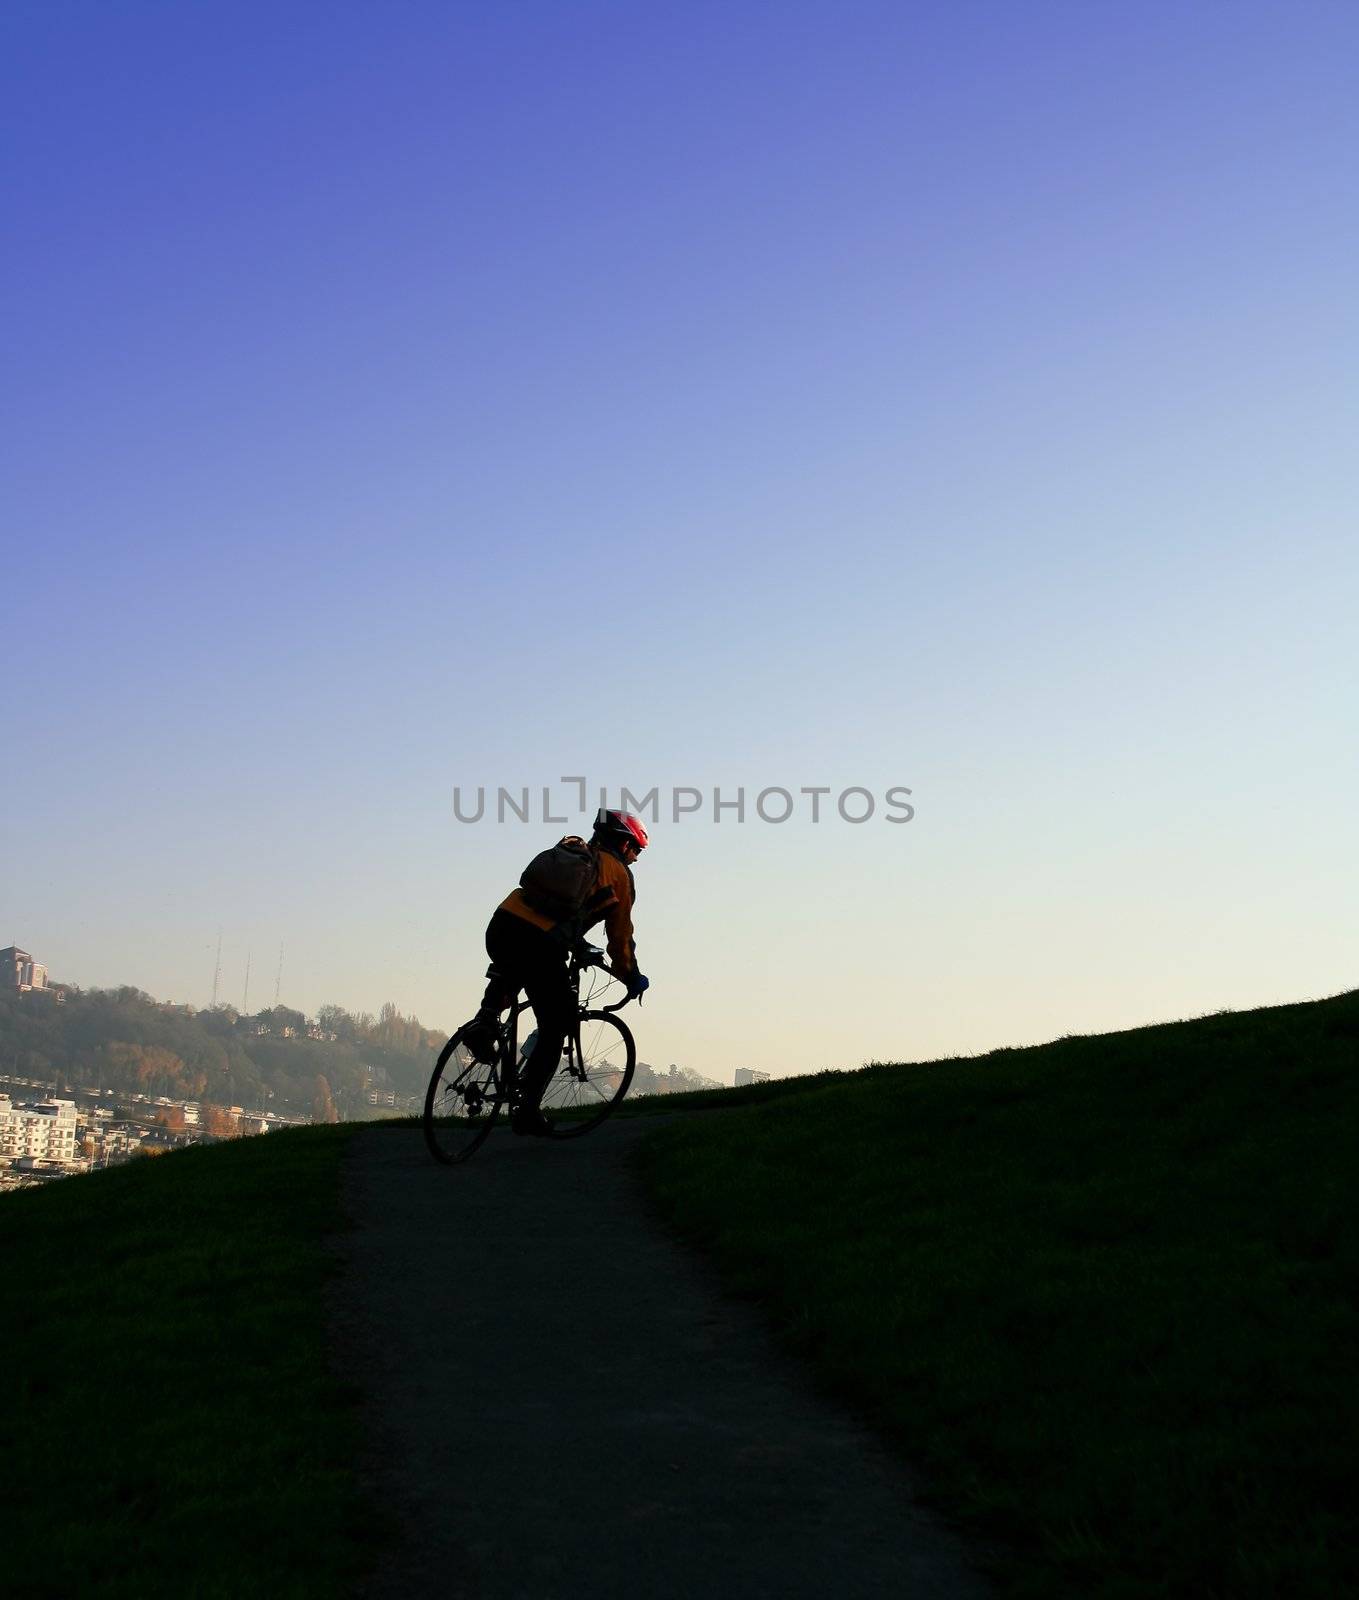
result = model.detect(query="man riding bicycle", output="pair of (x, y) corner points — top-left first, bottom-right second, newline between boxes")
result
(461, 808), (650, 1137)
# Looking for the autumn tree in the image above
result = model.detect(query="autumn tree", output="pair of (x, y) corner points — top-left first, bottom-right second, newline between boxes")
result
(100, 1042), (188, 1093)
(315, 1003), (353, 1042)
(270, 1006), (307, 1037)
(203, 1103), (239, 1138)
(312, 1075), (338, 1124)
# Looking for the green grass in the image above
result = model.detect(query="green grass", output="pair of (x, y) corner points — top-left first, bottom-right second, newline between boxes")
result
(0, 1126), (371, 1599)
(635, 989), (1359, 1599)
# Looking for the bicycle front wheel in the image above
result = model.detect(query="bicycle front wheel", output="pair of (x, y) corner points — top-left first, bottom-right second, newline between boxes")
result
(423, 1030), (506, 1165)
(544, 1009), (636, 1139)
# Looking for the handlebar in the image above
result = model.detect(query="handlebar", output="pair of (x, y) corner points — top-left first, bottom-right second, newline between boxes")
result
(570, 941), (639, 1012)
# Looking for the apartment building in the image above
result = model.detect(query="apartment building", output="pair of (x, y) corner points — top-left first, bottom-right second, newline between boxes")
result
(0, 1095), (79, 1165)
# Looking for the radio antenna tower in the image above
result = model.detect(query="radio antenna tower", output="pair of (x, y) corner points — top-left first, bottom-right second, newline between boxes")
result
(211, 929), (222, 1009)
(243, 950), (251, 1015)
(274, 942), (284, 1007)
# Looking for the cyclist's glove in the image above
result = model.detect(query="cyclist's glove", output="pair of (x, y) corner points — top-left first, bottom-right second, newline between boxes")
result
(627, 972), (650, 1002)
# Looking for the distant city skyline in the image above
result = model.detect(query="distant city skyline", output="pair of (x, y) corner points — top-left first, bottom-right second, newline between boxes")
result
(5, 4), (1356, 1075)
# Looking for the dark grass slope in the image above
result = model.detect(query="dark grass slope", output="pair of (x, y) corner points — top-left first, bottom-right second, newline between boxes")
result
(6, 991), (1355, 1597)
(636, 989), (1359, 1599)
(0, 1126), (368, 1599)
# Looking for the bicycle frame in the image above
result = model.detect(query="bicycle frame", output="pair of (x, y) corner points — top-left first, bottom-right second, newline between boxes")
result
(490, 941), (632, 1102)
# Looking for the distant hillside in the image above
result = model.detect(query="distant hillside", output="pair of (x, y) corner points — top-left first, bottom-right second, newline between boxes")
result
(633, 1060), (724, 1096)
(0, 984), (444, 1117)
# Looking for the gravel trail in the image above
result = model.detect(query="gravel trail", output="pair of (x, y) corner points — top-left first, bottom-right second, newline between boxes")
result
(329, 1120), (991, 1599)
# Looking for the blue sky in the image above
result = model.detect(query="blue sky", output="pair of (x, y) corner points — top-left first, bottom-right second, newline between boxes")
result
(5, 3), (1356, 1077)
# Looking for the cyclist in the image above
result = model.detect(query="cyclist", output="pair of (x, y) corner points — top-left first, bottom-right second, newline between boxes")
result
(462, 808), (650, 1136)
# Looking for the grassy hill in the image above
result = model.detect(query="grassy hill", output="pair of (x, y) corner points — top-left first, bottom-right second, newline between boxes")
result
(0, 1126), (369, 1598)
(637, 987), (1359, 1597)
(3, 987), (1354, 1596)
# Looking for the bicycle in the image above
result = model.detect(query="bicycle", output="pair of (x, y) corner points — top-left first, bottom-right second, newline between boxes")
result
(423, 939), (638, 1165)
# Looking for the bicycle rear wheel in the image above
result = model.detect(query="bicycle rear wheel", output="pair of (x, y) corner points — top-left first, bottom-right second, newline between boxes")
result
(423, 1030), (506, 1164)
(544, 1009), (636, 1139)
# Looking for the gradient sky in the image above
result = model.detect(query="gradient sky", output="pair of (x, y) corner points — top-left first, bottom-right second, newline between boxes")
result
(5, 3), (1356, 1079)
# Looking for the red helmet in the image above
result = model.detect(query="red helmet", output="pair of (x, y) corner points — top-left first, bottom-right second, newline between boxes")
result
(594, 808), (649, 852)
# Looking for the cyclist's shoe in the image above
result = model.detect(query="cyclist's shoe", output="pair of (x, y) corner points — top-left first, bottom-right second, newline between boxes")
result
(460, 1012), (500, 1065)
(509, 1104), (554, 1138)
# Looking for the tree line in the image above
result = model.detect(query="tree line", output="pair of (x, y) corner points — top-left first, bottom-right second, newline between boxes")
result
(0, 984), (446, 1117)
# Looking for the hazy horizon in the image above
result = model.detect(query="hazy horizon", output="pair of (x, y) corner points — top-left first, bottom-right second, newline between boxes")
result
(5, 3), (1356, 1076)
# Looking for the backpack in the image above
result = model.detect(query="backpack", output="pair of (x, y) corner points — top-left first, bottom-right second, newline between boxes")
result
(518, 836), (598, 922)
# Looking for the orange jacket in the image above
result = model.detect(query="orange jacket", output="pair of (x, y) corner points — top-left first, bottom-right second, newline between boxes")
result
(499, 844), (638, 978)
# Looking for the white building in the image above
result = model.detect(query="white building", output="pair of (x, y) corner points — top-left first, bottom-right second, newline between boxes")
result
(734, 1068), (771, 1087)
(1, 945), (48, 991)
(0, 1095), (78, 1164)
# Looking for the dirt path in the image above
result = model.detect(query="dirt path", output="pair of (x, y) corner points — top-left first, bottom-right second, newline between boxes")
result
(329, 1120), (991, 1599)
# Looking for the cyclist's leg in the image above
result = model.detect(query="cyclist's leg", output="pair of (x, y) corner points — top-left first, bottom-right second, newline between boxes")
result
(515, 948), (575, 1113)
(461, 912), (525, 1060)
(478, 911), (573, 1109)
(476, 913), (522, 1012)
